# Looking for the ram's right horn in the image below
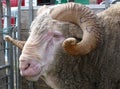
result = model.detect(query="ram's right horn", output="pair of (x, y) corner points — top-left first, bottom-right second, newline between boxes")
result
(50, 2), (101, 55)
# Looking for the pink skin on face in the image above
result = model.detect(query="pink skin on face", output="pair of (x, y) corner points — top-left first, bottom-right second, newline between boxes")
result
(19, 59), (42, 77)
(19, 30), (65, 80)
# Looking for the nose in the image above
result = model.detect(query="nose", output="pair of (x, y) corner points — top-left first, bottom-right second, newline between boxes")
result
(19, 56), (41, 77)
(19, 54), (31, 70)
(19, 60), (31, 76)
(19, 60), (30, 71)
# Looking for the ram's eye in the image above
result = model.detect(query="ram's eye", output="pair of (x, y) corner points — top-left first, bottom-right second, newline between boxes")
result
(53, 34), (61, 38)
(53, 31), (63, 38)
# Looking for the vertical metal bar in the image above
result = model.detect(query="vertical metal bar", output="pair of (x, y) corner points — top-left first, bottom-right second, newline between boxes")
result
(105, 0), (110, 9)
(6, 1), (14, 89)
(13, 29), (16, 89)
(28, 1), (34, 89)
(0, 1), (3, 29)
(6, 0), (11, 29)
(18, 0), (21, 39)
(16, 0), (22, 89)
(29, 0), (33, 30)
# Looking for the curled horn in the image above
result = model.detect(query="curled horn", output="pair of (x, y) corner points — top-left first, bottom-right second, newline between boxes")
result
(50, 2), (101, 55)
(4, 35), (26, 50)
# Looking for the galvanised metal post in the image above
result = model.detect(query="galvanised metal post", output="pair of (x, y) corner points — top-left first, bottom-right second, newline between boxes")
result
(29, 0), (33, 30)
(6, 0), (14, 89)
(16, 0), (22, 89)
(105, 0), (110, 8)
(0, 0), (2, 29)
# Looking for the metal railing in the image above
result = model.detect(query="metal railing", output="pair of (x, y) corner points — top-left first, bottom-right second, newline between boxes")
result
(0, 0), (14, 89)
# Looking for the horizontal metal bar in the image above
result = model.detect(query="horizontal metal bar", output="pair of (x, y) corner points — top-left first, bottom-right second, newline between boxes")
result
(0, 27), (13, 30)
(0, 32), (9, 34)
(21, 4), (106, 10)
(0, 28), (13, 33)
(0, 82), (10, 88)
(0, 15), (9, 17)
(0, 48), (13, 51)
(0, 49), (5, 51)
(0, 64), (10, 70)
(0, 74), (10, 79)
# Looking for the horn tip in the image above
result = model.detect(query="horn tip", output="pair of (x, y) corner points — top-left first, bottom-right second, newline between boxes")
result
(4, 35), (12, 41)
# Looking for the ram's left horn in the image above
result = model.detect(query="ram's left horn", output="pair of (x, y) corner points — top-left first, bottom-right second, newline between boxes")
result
(4, 35), (26, 50)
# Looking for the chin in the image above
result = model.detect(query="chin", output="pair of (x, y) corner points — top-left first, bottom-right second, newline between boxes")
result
(25, 74), (41, 81)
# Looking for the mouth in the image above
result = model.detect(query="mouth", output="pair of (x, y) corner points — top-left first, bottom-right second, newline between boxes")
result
(20, 64), (42, 81)
(20, 62), (41, 75)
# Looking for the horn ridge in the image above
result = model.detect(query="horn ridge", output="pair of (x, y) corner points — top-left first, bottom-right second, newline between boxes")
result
(50, 2), (101, 55)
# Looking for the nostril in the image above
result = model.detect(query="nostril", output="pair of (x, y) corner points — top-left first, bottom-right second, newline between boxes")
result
(24, 63), (30, 70)
(19, 60), (31, 71)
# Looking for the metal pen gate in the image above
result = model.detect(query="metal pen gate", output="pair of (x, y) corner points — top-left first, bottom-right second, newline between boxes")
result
(0, 0), (38, 89)
(0, 0), (14, 89)
(0, 0), (21, 89)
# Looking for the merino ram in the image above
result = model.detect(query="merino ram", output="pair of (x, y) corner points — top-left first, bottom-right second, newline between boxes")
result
(5, 2), (120, 89)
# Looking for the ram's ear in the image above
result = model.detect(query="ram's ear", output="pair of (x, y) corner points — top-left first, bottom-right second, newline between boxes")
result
(37, 5), (48, 15)
(4, 35), (26, 50)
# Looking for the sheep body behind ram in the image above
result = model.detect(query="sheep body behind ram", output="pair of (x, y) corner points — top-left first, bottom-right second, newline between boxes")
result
(5, 3), (120, 89)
